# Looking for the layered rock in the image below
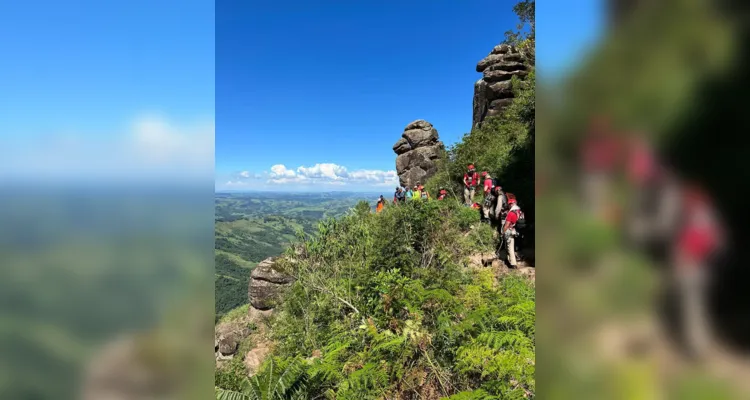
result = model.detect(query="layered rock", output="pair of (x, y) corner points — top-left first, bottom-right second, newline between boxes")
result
(248, 257), (294, 310)
(393, 120), (444, 188)
(473, 43), (530, 128)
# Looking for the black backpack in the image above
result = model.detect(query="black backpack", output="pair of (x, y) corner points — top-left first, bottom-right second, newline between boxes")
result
(514, 209), (527, 230)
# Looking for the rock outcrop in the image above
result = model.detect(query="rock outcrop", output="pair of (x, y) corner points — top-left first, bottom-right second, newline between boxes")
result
(393, 120), (444, 188)
(248, 257), (294, 310)
(215, 319), (253, 360)
(473, 43), (530, 128)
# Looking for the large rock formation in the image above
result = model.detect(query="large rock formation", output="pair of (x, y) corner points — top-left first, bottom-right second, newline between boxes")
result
(248, 257), (294, 310)
(393, 120), (444, 188)
(473, 43), (530, 128)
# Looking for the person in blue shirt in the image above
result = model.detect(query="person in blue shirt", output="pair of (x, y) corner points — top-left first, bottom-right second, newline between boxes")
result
(405, 187), (414, 200)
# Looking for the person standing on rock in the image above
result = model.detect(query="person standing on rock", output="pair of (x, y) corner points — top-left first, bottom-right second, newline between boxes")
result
(501, 197), (522, 268)
(671, 185), (725, 359)
(463, 164), (479, 205)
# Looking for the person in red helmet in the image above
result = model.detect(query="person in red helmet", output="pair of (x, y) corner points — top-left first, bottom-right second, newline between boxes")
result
(437, 187), (448, 200)
(481, 171), (493, 195)
(579, 115), (622, 222)
(463, 163), (479, 206)
(501, 197), (523, 268)
(671, 184), (725, 359)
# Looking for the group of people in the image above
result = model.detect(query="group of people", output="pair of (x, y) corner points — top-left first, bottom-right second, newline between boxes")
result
(392, 183), (431, 203)
(373, 163), (528, 269)
(579, 116), (726, 360)
(374, 183), (432, 213)
(462, 163), (527, 268)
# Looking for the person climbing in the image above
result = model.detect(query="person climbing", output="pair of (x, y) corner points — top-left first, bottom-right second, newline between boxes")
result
(405, 186), (414, 201)
(419, 185), (429, 200)
(376, 195), (385, 213)
(482, 182), (497, 222)
(671, 185), (725, 360)
(394, 187), (405, 204)
(501, 197), (522, 268)
(437, 187), (448, 200)
(413, 185), (422, 200)
(463, 164), (479, 206)
(491, 185), (508, 224)
(482, 171), (494, 195)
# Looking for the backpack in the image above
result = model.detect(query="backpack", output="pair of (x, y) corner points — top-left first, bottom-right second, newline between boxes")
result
(513, 209), (526, 230)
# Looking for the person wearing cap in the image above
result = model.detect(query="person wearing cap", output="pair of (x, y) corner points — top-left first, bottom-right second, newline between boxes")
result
(481, 171), (494, 195)
(493, 185), (507, 222)
(404, 186), (414, 201)
(463, 164), (479, 206)
(413, 184), (422, 201)
(671, 184), (725, 359)
(437, 187), (448, 200)
(501, 196), (522, 268)
(376, 195), (385, 213)
(419, 184), (430, 200)
(480, 172), (495, 222)
(393, 187), (405, 204)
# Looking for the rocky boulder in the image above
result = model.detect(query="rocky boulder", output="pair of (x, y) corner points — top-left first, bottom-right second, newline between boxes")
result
(473, 43), (531, 128)
(215, 320), (252, 360)
(248, 257), (295, 310)
(393, 120), (444, 188)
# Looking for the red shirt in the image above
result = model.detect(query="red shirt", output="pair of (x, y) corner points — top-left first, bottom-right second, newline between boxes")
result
(464, 172), (479, 186)
(627, 141), (657, 185)
(677, 225), (717, 262)
(483, 178), (493, 193)
(505, 209), (519, 227)
(581, 135), (620, 173)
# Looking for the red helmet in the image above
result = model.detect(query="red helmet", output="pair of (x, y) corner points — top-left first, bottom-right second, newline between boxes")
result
(468, 164), (475, 170)
(481, 171), (488, 177)
(508, 198), (517, 204)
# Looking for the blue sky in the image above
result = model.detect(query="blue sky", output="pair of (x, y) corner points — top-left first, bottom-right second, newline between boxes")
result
(215, 0), (604, 192)
(0, 0), (602, 189)
(0, 0), (215, 184)
(536, 0), (604, 80)
(216, 0), (524, 191)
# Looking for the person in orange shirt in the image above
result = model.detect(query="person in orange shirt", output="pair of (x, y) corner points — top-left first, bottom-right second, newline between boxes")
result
(376, 195), (385, 213)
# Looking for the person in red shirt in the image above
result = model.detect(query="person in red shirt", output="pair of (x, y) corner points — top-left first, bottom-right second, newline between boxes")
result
(463, 164), (479, 206)
(671, 185), (724, 359)
(481, 171), (494, 194)
(480, 171), (495, 221)
(437, 188), (448, 200)
(502, 197), (522, 268)
(579, 116), (623, 222)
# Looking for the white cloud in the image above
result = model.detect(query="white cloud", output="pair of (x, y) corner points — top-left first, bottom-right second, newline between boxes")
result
(270, 164), (297, 178)
(0, 113), (214, 183)
(265, 163), (398, 187)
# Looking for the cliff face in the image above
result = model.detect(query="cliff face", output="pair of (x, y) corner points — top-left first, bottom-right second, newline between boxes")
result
(472, 43), (530, 128)
(392, 120), (444, 188)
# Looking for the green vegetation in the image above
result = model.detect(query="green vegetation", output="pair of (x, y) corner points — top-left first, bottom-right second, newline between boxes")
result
(215, 193), (369, 319)
(216, 200), (534, 399)
(426, 2), (534, 219)
(215, 3), (536, 397)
